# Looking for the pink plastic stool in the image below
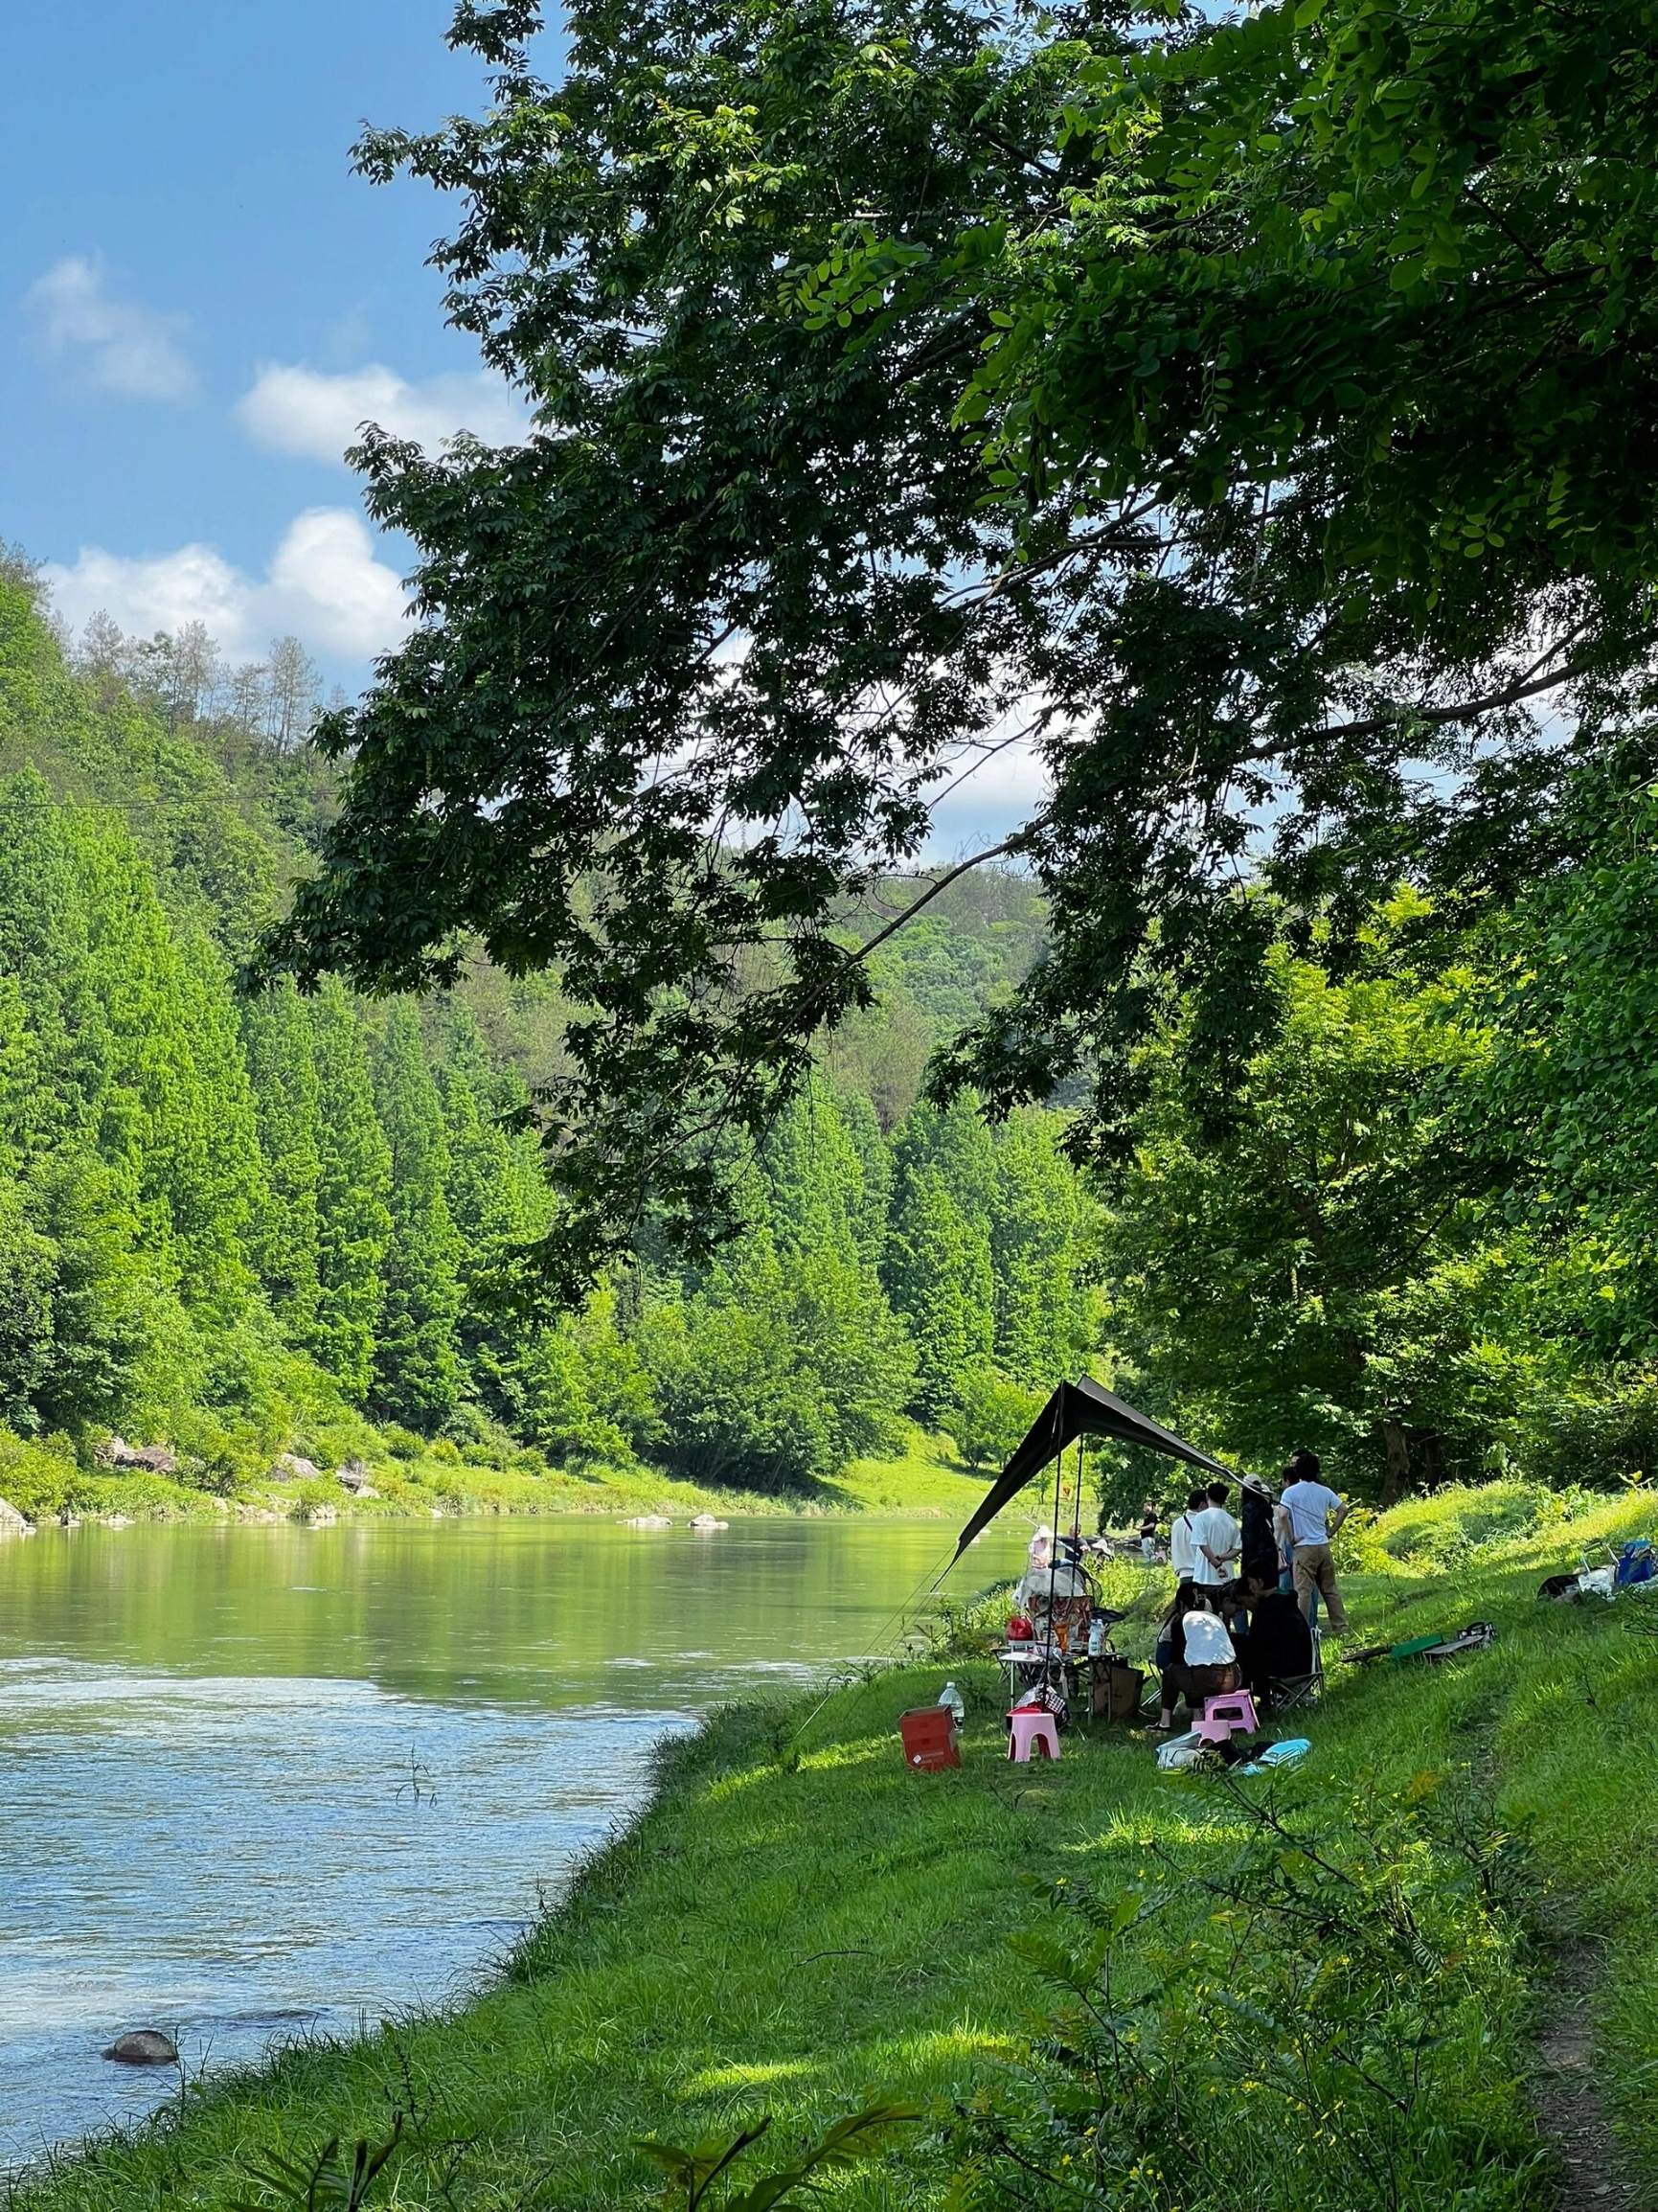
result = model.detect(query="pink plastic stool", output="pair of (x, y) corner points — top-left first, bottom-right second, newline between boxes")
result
(1196, 1689), (1259, 1745)
(1007, 1706), (1060, 1763)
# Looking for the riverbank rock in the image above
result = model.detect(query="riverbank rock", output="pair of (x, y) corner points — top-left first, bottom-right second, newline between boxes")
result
(0, 1496), (34, 1538)
(102, 2029), (178, 2065)
(96, 1437), (177, 1474)
(690, 1515), (729, 1532)
(268, 1453), (322, 1483)
(622, 1514), (672, 1530)
(335, 1460), (379, 1497)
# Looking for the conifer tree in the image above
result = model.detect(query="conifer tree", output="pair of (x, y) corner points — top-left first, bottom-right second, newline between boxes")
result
(882, 1167), (994, 1423)
(308, 980), (393, 1404)
(371, 1001), (464, 1429)
(240, 978), (324, 1341)
(891, 1095), (998, 1228)
(761, 1079), (865, 1263)
(837, 1089), (893, 1271)
(65, 815), (266, 1310)
(990, 1110), (1090, 1387)
(0, 769), (110, 1154)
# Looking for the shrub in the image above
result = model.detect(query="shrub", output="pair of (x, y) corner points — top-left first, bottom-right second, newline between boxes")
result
(944, 1365), (1045, 1472)
(949, 1775), (1535, 2212)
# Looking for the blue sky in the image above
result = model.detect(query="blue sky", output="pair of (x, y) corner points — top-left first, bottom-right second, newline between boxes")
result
(1, 0), (541, 676)
(1, 1), (1042, 853)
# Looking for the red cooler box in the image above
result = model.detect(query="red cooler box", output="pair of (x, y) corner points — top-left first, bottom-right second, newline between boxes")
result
(898, 1706), (961, 1770)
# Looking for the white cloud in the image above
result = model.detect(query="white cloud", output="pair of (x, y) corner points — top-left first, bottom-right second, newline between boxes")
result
(238, 360), (527, 465)
(41, 508), (408, 667)
(922, 733), (1052, 859)
(23, 255), (198, 403)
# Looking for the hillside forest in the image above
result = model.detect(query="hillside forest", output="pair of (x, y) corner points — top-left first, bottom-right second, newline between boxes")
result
(1, 554), (1655, 1516)
(0, 563), (1091, 1507)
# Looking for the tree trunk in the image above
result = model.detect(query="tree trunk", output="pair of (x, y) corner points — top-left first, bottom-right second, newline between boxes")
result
(1378, 1418), (1412, 1508)
(1417, 1430), (1445, 1491)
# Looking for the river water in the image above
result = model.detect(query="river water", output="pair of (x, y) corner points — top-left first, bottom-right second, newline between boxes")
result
(0, 1514), (1023, 2169)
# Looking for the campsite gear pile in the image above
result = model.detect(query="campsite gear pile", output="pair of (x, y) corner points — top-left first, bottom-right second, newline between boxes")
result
(1155, 1683), (1310, 1772)
(1537, 1538), (1654, 1605)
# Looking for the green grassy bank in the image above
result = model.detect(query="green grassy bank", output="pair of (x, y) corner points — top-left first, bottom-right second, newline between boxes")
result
(0, 1425), (995, 1530)
(17, 1484), (1658, 2212)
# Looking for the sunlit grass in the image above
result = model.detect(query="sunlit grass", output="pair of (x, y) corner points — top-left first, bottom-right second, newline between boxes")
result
(16, 1482), (1658, 2211)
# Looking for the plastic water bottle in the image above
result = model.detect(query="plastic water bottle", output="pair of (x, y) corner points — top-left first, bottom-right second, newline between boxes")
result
(1088, 1617), (1105, 1657)
(938, 1680), (965, 1725)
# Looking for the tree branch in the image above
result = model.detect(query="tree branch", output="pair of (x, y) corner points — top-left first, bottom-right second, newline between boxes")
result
(1248, 628), (1658, 759)
(848, 837), (1018, 967)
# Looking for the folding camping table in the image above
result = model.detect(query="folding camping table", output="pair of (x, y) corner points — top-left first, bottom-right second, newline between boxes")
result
(998, 1645), (1094, 1728)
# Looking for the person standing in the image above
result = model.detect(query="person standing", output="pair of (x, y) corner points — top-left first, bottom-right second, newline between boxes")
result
(1192, 1480), (1240, 1587)
(1139, 1499), (1159, 1562)
(1276, 1449), (1351, 1634)
(1238, 1475), (1280, 1588)
(1170, 1488), (1206, 1582)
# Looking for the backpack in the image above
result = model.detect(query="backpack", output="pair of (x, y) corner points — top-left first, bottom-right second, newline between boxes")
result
(1613, 1539), (1654, 1589)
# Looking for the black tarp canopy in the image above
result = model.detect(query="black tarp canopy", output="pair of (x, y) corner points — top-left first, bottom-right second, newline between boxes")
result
(953, 1377), (1230, 1561)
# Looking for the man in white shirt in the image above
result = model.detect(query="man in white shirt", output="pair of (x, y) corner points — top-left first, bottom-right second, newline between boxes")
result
(1191, 1480), (1240, 1587)
(1169, 1487), (1207, 1582)
(1275, 1448), (1351, 1632)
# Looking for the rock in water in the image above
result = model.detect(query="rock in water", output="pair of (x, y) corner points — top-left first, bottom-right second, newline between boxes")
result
(102, 2029), (178, 2065)
(0, 1496), (33, 1537)
(621, 1514), (672, 1530)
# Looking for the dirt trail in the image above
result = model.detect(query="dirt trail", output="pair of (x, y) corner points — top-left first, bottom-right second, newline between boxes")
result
(1531, 1944), (1632, 2208)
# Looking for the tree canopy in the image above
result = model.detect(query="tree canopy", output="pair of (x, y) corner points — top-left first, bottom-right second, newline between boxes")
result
(263, 0), (1658, 1291)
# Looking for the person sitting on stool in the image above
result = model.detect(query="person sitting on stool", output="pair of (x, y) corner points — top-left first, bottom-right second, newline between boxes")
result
(1154, 1582), (1239, 1732)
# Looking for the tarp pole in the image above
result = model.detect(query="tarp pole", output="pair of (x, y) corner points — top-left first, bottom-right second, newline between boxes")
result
(1042, 1427), (1065, 1684)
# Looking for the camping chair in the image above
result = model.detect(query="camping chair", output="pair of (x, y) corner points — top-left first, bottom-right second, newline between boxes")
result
(1263, 1624), (1325, 1714)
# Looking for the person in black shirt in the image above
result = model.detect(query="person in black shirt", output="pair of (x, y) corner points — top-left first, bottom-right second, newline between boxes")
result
(1237, 1585), (1314, 1706)
(1238, 1476), (1280, 1589)
(1139, 1500), (1158, 1562)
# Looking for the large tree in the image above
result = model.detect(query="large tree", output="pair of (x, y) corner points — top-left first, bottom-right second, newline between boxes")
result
(267, 0), (1658, 1298)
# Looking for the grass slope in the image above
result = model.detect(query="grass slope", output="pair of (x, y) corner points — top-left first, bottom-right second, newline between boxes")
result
(0, 1427), (987, 1529)
(18, 1485), (1657, 2212)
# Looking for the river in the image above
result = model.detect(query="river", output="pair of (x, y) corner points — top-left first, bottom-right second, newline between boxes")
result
(0, 1513), (1024, 2169)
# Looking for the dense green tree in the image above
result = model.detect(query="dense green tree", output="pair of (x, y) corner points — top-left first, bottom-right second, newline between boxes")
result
(990, 1111), (1092, 1388)
(0, 769), (109, 1155)
(307, 981), (393, 1402)
(1098, 902), (1516, 1499)
(240, 979), (324, 1341)
(892, 1096), (997, 1232)
(836, 1090), (893, 1272)
(1475, 762), (1658, 1358)
(266, 0), (1658, 1292)
(883, 1168), (994, 1425)
(944, 1365), (1045, 1475)
(639, 1241), (840, 1491)
(371, 1003), (465, 1430)
(639, 1217), (915, 1488)
(761, 1080), (866, 1266)
(0, 1174), (58, 1431)
(24, 1155), (193, 1436)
